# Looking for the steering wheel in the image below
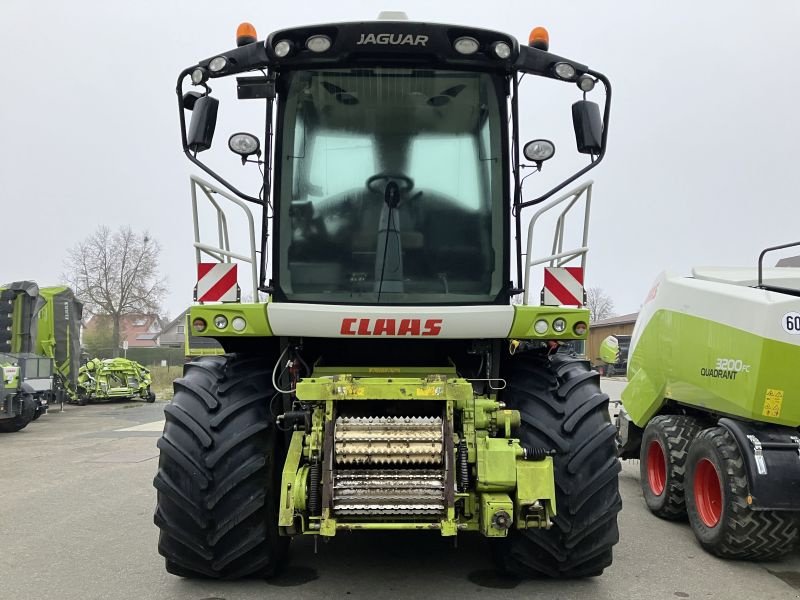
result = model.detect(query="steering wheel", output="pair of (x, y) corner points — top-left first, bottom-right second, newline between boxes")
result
(366, 173), (414, 195)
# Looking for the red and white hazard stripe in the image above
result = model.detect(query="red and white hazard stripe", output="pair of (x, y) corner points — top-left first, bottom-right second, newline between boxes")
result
(543, 267), (584, 306)
(196, 263), (238, 302)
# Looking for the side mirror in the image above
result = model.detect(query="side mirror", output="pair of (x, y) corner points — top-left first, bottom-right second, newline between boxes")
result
(182, 91), (203, 110)
(187, 95), (219, 153)
(572, 100), (603, 155)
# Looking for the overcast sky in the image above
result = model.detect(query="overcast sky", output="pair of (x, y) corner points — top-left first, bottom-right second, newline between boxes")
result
(2, 0), (799, 319)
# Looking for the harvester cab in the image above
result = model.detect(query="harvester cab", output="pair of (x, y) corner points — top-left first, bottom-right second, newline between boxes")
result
(154, 14), (620, 581)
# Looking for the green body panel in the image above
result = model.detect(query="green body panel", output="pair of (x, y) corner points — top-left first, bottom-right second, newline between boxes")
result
(189, 303), (272, 337)
(183, 314), (224, 357)
(623, 309), (800, 427)
(476, 436), (518, 491)
(2, 365), (20, 390)
(516, 458), (556, 528)
(296, 373), (472, 403)
(280, 370), (557, 537)
(480, 493), (514, 537)
(508, 305), (590, 340)
(598, 336), (619, 365)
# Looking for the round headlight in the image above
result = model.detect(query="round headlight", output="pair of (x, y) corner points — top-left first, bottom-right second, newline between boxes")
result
(306, 35), (332, 53)
(553, 318), (567, 333)
(190, 67), (208, 85)
(523, 139), (556, 163)
(574, 321), (588, 336)
(492, 42), (512, 59)
(534, 320), (549, 335)
(454, 36), (480, 55)
(208, 56), (227, 73)
(577, 74), (595, 92)
(214, 315), (228, 329)
(231, 317), (247, 332)
(192, 318), (207, 333)
(554, 62), (577, 80)
(274, 39), (292, 57)
(228, 132), (261, 157)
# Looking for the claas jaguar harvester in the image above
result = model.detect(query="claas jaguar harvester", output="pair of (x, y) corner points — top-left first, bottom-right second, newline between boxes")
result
(154, 13), (621, 580)
(618, 242), (800, 559)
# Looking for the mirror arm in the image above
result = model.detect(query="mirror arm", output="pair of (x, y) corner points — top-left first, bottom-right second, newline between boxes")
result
(176, 69), (263, 206)
(516, 69), (611, 209)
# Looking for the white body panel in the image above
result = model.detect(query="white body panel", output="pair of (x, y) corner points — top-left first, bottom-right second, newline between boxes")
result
(631, 270), (800, 356)
(267, 304), (515, 339)
(691, 266), (800, 289)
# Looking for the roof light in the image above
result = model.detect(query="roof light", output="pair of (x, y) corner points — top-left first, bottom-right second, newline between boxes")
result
(208, 56), (227, 73)
(454, 36), (479, 55)
(228, 133), (261, 157)
(577, 74), (595, 92)
(554, 62), (577, 80)
(523, 139), (556, 162)
(237, 22), (258, 46)
(492, 41), (512, 59)
(190, 67), (208, 85)
(529, 27), (549, 50)
(274, 39), (292, 57)
(306, 35), (332, 53)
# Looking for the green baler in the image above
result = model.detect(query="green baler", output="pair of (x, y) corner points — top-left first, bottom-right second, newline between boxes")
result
(617, 243), (800, 560)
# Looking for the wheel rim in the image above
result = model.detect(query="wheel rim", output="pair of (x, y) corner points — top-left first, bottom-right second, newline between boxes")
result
(694, 458), (722, 527)
(646, 440), (667, 496)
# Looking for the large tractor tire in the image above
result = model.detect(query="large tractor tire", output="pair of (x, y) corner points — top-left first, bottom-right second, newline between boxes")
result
(685, 427), (798, 559)
(0, 394), (36, 433)
(495, 351), (621, 578)
(640, 415), (702, 520)
(153, 354), (288, 579)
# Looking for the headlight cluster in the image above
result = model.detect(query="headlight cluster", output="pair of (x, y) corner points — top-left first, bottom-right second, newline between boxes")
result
(453, 36), (512, 59)
(192, 315), (248, 333)
(272, 34), (332, 58)
(532, 318), (588, 337)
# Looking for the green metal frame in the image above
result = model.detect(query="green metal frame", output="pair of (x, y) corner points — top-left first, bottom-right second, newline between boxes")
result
(277, 370), (557, 539)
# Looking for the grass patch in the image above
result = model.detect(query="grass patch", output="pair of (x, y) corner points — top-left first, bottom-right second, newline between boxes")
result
(149, 365), (183, 401)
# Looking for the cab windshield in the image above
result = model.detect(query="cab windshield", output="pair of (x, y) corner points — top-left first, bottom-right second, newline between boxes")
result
(277, 68), (505, 304)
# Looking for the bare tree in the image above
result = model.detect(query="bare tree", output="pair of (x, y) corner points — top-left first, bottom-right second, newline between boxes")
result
(586, 287), (616, 322)
(64, 226), (167, 353)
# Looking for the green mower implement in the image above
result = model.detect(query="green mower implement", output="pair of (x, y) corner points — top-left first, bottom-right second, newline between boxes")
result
(76, 358), (155, 405)
(154, 13), (620, 580)
(0, 281), (57, 429)
(617, 241), (800, 560)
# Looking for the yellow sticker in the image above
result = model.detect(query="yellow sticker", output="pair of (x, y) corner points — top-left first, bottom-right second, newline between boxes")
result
(762, 388), (784, 418)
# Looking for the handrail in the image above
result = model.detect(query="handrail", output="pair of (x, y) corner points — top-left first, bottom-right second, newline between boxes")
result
(190, 175), (259, 299)
(523, 181), (593, 305)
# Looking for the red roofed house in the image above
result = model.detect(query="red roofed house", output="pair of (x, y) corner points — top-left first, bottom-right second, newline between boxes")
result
(84, 313), (163, 348)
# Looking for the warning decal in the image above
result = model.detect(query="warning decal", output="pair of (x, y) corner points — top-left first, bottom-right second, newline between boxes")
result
(542, 267), (584, 307)
(196, 263), (238, 302)
(762, 388), (784, 418)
